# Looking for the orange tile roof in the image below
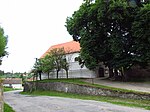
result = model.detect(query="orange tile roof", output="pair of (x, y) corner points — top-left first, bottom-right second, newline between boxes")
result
(3, 78), (22, 84)
(41, 41), (80, 58)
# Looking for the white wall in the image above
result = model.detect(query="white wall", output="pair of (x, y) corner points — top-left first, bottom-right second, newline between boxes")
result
(66, 52), (88, 70)
(41, 52), (97, 79)
(3, 84), (10, 87)
(12, 84), (23, 89)
(41, 69), (96, 79)
(3, 84), (23, 89)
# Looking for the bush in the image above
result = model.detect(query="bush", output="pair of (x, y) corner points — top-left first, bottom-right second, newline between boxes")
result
(126, 65), (150, 80)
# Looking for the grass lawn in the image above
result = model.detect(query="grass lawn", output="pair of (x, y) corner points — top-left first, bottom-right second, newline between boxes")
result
(21, 90), (150, 110)
(4, 87), (21, 92)
(37, 78), (150, 94)
(4, 103), (15, 112)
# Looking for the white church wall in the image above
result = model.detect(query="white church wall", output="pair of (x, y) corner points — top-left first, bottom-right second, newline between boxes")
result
(41, 52), (97, 79)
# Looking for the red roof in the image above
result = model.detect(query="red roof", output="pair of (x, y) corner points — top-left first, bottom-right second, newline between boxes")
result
(41, 41), (80, 58)
(3, 78), (22, 84)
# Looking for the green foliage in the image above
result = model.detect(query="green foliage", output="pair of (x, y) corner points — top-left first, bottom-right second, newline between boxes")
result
(61, 58), (69, 78)
(66, 0), (110, 70)
(0, 72), (24, 78)
(50, 48), (65, 70)
(37, 78), (150, 94)
(26, 73), (34, 79)
(33, 59), (43, 73)
(0, 26), (8, 65)
(4, 103), (15, 112)
(33, 58), (44, 80)
(132, 4), (150, 67)
(32, 47), (70, 79)
(48, 48), (66, 79)
(4, 87), (20, 92)
(66, 0), (150, 76)
(41, 54), (55, 79)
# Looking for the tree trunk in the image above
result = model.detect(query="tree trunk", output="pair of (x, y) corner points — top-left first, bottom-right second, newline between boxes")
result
(48, 72), (50, 79)
(66, 70), (68, 79)
(56, 70), (59, 79)
(39, 72), (42, 81)
(109, 68), (114, 78)
(114, 69), (119, 80)
(36, 73), (38, 81)
(33, 75), (35, 81)
(122, 69), (129, 82)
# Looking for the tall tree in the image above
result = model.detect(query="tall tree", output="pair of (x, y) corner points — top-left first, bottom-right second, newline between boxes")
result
(66, 0), (149, 80)
(66, 0), (118, 70)
(132, 3), (150, 68)
(0, 26), (8, 65)
(103, 0), (137, 79)
(66, 1), (109, 70)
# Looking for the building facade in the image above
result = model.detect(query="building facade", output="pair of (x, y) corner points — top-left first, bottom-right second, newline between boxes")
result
(3, 78), (23, 89)
(41, 41), (108, 79)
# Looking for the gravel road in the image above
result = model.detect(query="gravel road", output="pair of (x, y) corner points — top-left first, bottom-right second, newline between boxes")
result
(4, 90), (150, 112)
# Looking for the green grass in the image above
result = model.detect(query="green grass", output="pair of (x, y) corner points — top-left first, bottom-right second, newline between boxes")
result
(4, 87), (21, 92)
(4, 103), (15, 112)
(37, 78), (150, 95)
(21, 90), (150, 110)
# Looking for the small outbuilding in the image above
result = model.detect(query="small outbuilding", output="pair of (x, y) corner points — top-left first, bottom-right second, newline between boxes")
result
(3, 78), (23, 89)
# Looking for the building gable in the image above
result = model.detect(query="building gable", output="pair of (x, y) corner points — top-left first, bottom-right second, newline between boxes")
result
(41, 41), (80, 58)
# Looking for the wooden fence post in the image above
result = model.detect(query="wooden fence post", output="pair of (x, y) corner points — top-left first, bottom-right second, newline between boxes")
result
(0, 79), (3, 112)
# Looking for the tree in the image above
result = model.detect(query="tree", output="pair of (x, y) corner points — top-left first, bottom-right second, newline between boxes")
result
(66, 0), (150, 80)
(49, 48), (65, 79)
(66, 1), (108, 70)
(132, 3), (150, 68)
(33, 58), (44, 80)
(0, 26), (8, 65)
(103, 0), (137, 79)
(66, 0), (121, 71)
(30, 69), (38, 81)
(61, 58), (69, 79)
(36, 47), (70, 79)
(42, 54), (54, 79)
(61, 49), (73, 79)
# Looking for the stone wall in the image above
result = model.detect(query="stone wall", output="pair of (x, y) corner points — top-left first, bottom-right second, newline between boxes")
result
(24, 82), (150, 100)
(0, 80), (3, 112)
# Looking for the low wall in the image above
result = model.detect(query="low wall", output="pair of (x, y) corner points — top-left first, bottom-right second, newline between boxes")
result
(0, 80), (3, 112)
(24, 82), (150, 100)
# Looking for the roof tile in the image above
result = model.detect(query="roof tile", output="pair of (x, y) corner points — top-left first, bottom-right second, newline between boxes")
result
(3, 78), (22, 84)
(41, 41), (80, 58)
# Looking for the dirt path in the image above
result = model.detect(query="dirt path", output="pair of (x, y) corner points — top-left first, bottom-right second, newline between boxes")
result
(4, 90), (150, 112)
(84, 78), (150, 93)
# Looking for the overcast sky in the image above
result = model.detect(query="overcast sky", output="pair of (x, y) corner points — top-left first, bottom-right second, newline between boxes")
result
(0, 0), (83, 73)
